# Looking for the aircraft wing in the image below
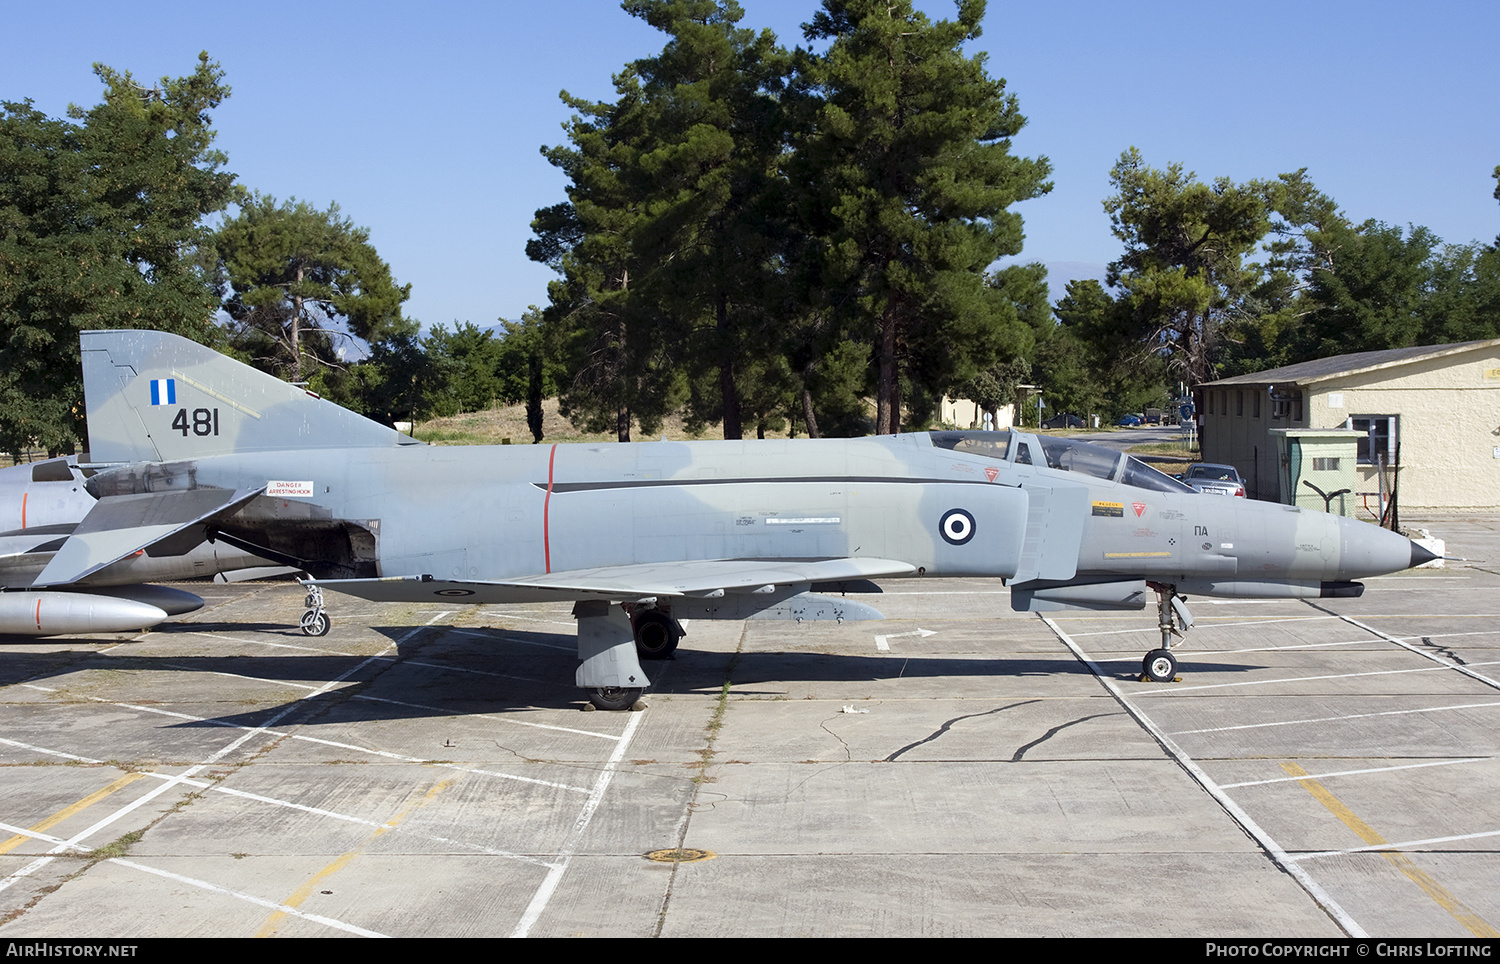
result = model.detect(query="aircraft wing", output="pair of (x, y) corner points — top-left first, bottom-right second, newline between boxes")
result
(31, 487), (264, 587)
(316, 557), (917, 605)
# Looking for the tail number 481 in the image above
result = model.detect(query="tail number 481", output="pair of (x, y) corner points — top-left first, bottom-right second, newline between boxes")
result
(171, 408), (220, 437)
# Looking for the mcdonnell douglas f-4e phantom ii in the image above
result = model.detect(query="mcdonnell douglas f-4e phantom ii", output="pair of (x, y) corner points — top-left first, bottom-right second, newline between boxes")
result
(64, 330), (1435, 708)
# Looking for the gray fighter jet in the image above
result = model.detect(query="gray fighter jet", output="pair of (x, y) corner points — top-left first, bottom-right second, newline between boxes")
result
(63, 330), (1434, 707)
(0, 456), (275, 634)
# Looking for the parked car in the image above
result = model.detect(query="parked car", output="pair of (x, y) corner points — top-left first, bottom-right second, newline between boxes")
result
(1041, 413), (1084, 429)
(1114, 414), (1142, 427)
(1182, 463), (1246, 497)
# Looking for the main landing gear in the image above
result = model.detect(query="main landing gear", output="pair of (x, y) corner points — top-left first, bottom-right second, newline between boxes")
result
(574, 604), (686, 709)
(1142, 581), (1193, 683)
(575, 600), (649, 711)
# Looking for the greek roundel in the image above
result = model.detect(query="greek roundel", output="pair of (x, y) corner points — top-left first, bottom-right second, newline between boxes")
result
(939, 508), (976, 546)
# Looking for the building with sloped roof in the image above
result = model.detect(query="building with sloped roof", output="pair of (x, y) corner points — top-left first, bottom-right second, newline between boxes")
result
(1199, 339), (1500, 511)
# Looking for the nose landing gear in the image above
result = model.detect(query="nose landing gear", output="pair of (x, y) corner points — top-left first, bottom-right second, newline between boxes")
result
(1142, 582), (1192, 682)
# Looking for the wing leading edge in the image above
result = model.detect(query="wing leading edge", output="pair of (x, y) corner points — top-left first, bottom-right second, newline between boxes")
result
(314, 557), (916, 607)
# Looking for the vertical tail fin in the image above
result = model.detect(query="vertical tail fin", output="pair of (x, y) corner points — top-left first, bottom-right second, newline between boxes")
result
(81, 330), (418, 463)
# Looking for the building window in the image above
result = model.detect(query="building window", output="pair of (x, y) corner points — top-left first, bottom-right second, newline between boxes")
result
(1236, 390), (1244, 416)
(1349, 415), (1398, 465)
(1253, 391), (1261, 418)
(1312, 457), (1340, 471)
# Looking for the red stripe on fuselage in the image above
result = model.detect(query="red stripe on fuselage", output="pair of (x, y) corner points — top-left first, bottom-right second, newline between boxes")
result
(543, 443), (557, 573)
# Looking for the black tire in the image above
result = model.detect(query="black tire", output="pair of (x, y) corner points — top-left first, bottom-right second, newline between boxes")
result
(1142, 648), (1177, 682)
(588, 686), (643, 711)
(300, 611), (330, 637)
(633, 610), (681, 660)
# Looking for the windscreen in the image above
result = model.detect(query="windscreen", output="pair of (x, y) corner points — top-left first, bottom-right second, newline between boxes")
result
(1119, 457), (1195, 492)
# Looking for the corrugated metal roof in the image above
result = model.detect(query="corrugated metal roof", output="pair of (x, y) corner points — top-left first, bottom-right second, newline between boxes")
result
(1203, 338), (1500, 386)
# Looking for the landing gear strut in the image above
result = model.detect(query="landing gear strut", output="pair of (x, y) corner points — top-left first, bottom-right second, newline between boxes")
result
(1142, 581), (1192, 682)
(300, 582), (330, 636)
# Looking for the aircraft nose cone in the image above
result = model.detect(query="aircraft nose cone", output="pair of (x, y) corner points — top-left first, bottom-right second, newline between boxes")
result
(1409, 540), (1441, 568)
(1335, 517), (1433, 579)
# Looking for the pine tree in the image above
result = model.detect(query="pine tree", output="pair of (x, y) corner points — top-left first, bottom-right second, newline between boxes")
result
(790, 0), (1051, 433)
(215, 193), (412, 383)
(1103, 148), (1268, 389)
(0, 54), (237, 456)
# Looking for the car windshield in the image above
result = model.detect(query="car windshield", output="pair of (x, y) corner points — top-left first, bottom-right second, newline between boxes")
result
(1187, 465), (1238, 482)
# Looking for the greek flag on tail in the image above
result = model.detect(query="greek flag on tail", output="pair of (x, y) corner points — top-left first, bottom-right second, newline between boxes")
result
(149, 378), (176, 405)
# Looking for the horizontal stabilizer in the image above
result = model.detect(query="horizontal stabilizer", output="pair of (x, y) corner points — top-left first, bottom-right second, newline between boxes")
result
(316, 557), (917, 606)
(32, 487), (263, 587)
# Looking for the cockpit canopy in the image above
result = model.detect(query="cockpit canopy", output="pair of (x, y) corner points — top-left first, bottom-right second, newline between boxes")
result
(928, 430), (1193, 493)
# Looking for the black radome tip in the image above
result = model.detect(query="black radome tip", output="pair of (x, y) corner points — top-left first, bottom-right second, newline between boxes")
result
(1409, 541), (1441, 568)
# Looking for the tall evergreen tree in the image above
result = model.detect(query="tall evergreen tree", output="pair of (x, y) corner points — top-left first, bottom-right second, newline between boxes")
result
(1049, 279), (1168, 417)
(0, 54), (236, 457)
(790, 0), (1051, 433)
(625, 0), (791, 439)
(494, 311), (558, 443)
(531, 0), (788, 440)
(529, 75), (677, 441)
(1103, 148), (1268, 391)
(1288, 221), (1500, 359)
(1086, 160), (1500, 388)
(215, 193), (413, 383)
(422, 322), (504, 416)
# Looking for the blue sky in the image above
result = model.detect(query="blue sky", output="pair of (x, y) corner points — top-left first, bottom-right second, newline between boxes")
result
(5, 0), (1497, 333)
